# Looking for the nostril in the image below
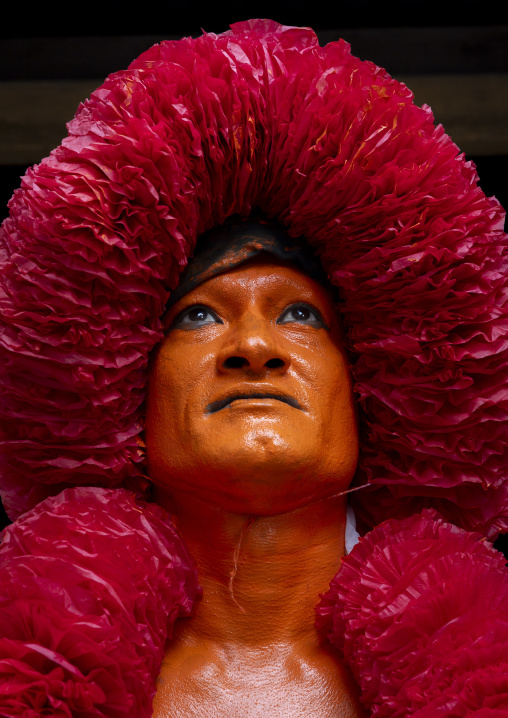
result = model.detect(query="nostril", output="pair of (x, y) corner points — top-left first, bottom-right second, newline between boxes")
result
(265, 358), (285, 369)
(223, 356), (248, 369)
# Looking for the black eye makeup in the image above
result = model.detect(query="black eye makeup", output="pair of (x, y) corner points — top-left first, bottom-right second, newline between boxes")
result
(276, 303), (328, 329)
(169, 304), (224, 331)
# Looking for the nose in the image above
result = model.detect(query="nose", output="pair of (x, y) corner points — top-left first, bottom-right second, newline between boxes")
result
(216, 313), (291, 375)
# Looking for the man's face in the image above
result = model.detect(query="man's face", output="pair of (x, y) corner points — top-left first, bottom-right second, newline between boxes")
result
(145, 256), (359, 515)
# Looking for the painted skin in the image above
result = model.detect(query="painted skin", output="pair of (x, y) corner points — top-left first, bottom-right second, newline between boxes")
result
(146, 256), (365, 717)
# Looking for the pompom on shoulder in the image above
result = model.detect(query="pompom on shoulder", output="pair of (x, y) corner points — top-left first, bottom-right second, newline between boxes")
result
(0, 487), (200, 717)
(317, 509), (508, 716)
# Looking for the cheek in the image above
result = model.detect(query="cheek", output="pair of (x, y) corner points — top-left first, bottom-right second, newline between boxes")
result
(148, 341), (211, 415)
(313, 348), (359, 457)
(145, 342), (218, 472)
(328, 359), (356, 421)
(145, 352), (188, 465)
(147, 355), (176, 422)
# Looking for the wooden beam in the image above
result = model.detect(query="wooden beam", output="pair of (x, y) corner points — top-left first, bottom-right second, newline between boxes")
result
(1, 27), (507, 80)
(0, 81), (98, 165)
(0, 74), (507, 165)
(400, 74), (508, 156)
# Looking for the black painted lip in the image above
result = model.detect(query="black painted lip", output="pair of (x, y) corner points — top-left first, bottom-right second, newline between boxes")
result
(207, 392), (302, 413)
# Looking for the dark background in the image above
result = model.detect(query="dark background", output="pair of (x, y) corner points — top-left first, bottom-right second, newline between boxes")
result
(1, 2), (507, 555)
(0, 0), (505, 37)
(2, 2), (507, 211)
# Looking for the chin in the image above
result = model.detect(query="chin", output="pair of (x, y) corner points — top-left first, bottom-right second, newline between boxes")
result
(149, 424), (358, 514)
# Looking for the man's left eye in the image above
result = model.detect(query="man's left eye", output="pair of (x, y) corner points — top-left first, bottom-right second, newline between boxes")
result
(276, 304), (327, 327)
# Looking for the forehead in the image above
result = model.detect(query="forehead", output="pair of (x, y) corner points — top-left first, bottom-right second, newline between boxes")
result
(166, 221), (333, 310)
(194, 256), (328, 297)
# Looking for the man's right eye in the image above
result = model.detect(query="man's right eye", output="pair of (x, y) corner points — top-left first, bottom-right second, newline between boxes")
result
(170, 305), (223, 330)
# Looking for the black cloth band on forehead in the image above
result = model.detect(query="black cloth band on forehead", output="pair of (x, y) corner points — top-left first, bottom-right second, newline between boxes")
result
(167, 220), (336, 308)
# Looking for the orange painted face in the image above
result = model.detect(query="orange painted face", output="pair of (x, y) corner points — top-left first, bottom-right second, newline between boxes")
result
(145, 256), (359, 515)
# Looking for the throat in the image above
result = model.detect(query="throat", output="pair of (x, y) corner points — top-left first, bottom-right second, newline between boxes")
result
(151, 491), (367, 718)
(158, 490), (349, 648)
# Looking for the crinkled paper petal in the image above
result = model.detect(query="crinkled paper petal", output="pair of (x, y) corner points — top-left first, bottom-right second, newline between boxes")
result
(0, 487), (200, 717)
(317, 510), (508, 717)
(0, 21), (507, 537)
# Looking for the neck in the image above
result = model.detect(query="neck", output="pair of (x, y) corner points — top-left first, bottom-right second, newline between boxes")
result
(154, 486), (347, 650)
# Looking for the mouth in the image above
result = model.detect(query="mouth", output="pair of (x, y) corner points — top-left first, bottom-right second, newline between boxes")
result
(206, 392), (302, 413)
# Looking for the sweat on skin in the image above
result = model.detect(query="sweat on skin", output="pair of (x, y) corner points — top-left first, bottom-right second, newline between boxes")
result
(145, 229), (364, 717)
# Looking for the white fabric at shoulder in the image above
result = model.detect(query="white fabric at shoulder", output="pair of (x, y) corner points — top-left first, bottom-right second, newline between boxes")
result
(345, 504), (360, 555)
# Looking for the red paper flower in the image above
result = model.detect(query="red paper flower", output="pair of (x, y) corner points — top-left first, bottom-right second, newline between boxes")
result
(0, 488), (200, 717)
(317, 510), (508, 716)
(1, 21), (506, 537)
(1, 21), (507, 538)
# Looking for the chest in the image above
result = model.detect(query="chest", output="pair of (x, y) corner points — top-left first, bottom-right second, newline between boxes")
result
(152, 643), (366, 718)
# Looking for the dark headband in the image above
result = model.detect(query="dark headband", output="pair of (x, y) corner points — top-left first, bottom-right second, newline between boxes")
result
(167, 220), (336, 308)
